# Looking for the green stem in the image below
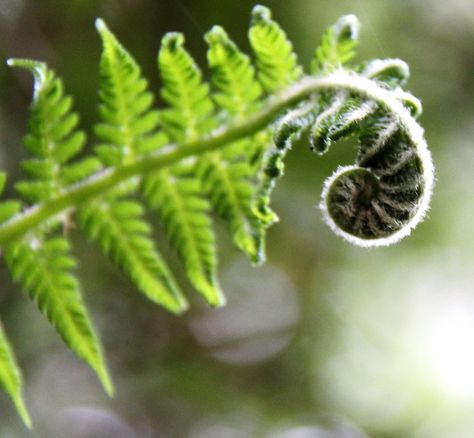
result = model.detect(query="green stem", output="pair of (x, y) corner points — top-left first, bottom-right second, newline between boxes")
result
(0, 72), (431, 246)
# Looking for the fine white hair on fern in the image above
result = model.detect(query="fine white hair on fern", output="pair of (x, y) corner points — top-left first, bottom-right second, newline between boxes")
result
(313, 72), (434, 247)
(0, 5), (434, 426)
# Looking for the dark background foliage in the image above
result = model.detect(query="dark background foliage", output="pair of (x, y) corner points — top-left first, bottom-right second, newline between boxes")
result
(1, 1), (473, 436)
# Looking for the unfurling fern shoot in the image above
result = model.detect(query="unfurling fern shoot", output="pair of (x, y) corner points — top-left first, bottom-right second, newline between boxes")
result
(0, 4), (433, 426)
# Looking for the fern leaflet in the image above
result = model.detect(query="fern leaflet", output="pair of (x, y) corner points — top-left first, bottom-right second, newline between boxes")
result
(202, 25), (266, 263)
(78, 193), (188, 313)
(80, 20), (188, 314)
(143, 31), (224, 305)
(249, 5), (302, 92)
(5, 237), (112, 395)
(311, 14), (359, 74)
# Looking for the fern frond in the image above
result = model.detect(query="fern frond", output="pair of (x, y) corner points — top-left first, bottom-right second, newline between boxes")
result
(94, 19), (166, 164)
(5, 237), (112, 395)
(7, 59), (97, 203)
(158, 32), (214, 142)
(311, 14), (359, 74)
(248, 4), (304, 239)
(249, 5), (303, 92)
(206, 25), (262, 118)
(0, 321), (31, 428)
(86, 19), (189, 312)
(4, 60), (113, 395)
(78, 196), (188, 313)
(146, 31), (223, 305)
(202, 25), (268, 263)
(143, 173), (224, 306)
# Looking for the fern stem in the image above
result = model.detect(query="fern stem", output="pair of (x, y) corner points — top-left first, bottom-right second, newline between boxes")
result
(0, 72), (432, 247)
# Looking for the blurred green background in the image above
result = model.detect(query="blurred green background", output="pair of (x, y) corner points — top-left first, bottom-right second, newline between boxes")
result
(1, 0), (473, 437)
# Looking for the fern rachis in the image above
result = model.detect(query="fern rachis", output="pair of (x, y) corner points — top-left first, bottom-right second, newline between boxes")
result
(0, 5), (433, 426)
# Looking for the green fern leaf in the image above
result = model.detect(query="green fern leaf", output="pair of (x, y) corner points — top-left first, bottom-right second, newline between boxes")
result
(206, 25), (262, 118)
(0, 321), (31, 428)
(145, 32), (223, 305)
(94, 19), (166, 164)
(249, 5), (303, 92)
(158, 32), (215, 142)
(248, 4), (304, 241)
(5, 60), (112, 395)
(89, 19), (187, 312)
(7, 59), (93, 202)
(143, 173), (224, 306)
(5, 237), (113, 395)
(203, 26), (268, 263)
(311, 14), (359, 74)
(78, 196), (188, 313)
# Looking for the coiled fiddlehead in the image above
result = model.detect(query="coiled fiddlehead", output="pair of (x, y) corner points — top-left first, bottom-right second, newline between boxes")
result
(271, 16), (434, 247)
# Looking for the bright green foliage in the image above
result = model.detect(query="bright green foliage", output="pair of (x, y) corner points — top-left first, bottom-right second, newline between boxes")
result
(0, 5), (433, 427)
(146, 31), (223, 304)
(204, 26), (266, 263)
(5, 237), (112, 396)
(10, 60), (100, 202)
(143, 172), (224, 307)
(158, 32), (214, 142)
(85, 19), (186, 314)
(248, 4), (304, 236)
(94, 19), (166, 164)
(78, 194), (188, 313)
(249, 5), (303, 92)
(0, 320), (31, 428)
(311, 14), (359, 74)
(206, 25), (262, 118)
(2, 60), (113, 407)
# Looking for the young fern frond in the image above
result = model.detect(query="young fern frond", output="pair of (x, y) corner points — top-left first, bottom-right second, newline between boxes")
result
(0, 5), (434, 426)
(311, 14), (359, 74)
(203, 25), (266, 263)
(4, 60), (112, 399)
(144, 31), (224, 305)
(94, 19), (165, 162)
(248, 4), (306, 238)
(5, 237), (113, 395)
(78, 193), (188, 313)
(249, 5), (303, 92)
(81, 20), (188, 314)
